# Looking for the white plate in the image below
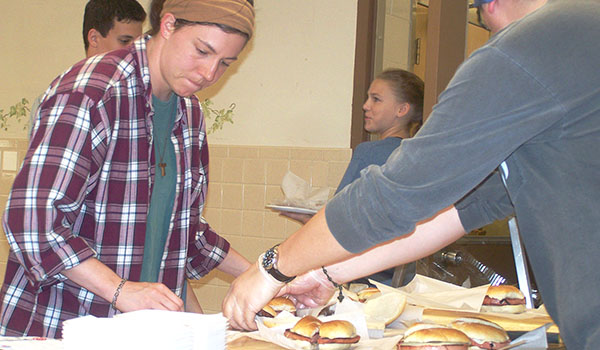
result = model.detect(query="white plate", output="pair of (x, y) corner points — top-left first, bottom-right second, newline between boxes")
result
(265, 204), (318, 215)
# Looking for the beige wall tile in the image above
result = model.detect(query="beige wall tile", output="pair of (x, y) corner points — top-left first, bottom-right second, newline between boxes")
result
(311, 161), (330, 188)
(0, 239), (10, 264)
(263, 212), (287, 240)
(229, 146), (259, 159)
(0, 195), (8, 215)
(16, 140), (29, 151)
(194, 285), (229, 314)
(222, 158), (243, 183)
(266, 159), (289, 185)
(195, 269), (234, 287)
(0, 262), (5, 287)
(242, 159), (266, 184)
(208, 157), (223, 183)
(221, 184), (243, 209)
(242, 211), (264, 238)
(322, 149), (352, 162)
(259, 147), (290, 160)
(190, 283), (227, 314)
(221, 209), (243, 236)
(327, 162), (349, 188)
(222, 235), (248, 260)
(209, 145), (228, 158)
(265, 185), (284, 205)
(243, 185), (265, 211)
(206, 182), (222, 208)
(290, 148), (324, 161)
(230, 236), (280, 263)
(1, 151), (18, 171)
(202, 208), (222, 233)
(0, 174), (16, 196)
(289, 160), (312, 185)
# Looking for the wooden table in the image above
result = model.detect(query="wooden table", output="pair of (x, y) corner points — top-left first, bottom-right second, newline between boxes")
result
(227, 335), (285, 350)
(422, 308), (559, 333)
(227, 309), (560, 349)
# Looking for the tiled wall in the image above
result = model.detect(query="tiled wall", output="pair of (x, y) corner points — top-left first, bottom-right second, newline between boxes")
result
(191, 145), (352, 313)
(0, 138), (30, 284)
(0, 140), (352, 314)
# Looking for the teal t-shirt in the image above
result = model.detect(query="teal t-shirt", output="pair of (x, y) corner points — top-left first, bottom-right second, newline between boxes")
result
(139, 94), (177, 283)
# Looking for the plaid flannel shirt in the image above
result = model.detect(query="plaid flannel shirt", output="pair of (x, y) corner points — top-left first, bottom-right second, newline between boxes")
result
(0, 36), (230, 338)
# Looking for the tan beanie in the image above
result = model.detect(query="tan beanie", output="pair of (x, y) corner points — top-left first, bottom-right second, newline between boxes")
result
(161, 0), (255, 38)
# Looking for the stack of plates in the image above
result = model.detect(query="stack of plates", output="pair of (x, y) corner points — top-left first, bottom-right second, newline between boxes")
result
(62, 310), (227, 350)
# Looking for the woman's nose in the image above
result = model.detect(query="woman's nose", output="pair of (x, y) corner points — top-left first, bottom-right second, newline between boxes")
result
(199, 60), (219, 82)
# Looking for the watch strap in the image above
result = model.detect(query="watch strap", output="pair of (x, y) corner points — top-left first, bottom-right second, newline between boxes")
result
(262, 245), (296, 283)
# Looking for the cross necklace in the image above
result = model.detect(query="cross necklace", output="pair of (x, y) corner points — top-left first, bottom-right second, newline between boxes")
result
(157, 131), (170, 177)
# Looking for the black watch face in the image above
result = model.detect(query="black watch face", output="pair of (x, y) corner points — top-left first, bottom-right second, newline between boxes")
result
(263, 248), (277, 269)
(262, 254), (274, 270)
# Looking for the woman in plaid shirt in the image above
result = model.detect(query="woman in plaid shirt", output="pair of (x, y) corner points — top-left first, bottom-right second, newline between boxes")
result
(1, 0), (254, 338)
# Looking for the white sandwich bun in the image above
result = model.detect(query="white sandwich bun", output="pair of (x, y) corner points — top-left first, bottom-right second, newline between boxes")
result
(317, 320), (361, 350)
(481, 285), (526, 314)
(363, 292), (406, 326)
(398, 323), (471, 350)
(450, 317), (511, 349)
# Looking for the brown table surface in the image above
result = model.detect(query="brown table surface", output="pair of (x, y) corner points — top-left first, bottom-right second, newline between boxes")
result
(422, 308), (559, 333)
(227, 336), (286, 350)
(227, 308), (560, 349)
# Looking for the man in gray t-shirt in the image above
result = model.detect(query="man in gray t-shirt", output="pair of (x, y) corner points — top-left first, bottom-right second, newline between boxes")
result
(225, 1), (600, 348)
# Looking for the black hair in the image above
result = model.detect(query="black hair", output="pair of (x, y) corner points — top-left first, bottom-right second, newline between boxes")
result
(83, 0), (147, 50)
(376, 69), (425, 137)
(147, 0), (254, 37)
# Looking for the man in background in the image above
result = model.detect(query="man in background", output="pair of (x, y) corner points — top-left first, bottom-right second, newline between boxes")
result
(29, 0), (146, 136)
(83, 0), (146, 57)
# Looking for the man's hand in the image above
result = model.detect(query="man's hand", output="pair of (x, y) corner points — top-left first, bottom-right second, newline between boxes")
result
(278, 269), (336, 309)
(222, 262), (284, 331)
(115, 281), (184, 312)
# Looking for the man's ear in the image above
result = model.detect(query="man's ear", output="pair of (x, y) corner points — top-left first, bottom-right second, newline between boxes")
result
(485, 0), (497, 14)
(87, 28), (100, 49)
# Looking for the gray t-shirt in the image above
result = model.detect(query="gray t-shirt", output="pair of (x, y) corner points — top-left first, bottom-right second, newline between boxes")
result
(325, 1), (600, 348)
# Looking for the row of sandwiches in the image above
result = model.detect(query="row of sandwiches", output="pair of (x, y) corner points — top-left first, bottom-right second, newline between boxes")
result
(256, 284), (527, 349)
(282, 315), (513, 350)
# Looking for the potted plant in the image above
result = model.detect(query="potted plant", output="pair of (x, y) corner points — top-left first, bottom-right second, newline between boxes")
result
(200, 98), (236, 134)
(0, 98), (30, 132)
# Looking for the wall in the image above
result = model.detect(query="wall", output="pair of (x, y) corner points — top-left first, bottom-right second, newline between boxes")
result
(1, 1), (358, 148)
(200, 0), (358, 148)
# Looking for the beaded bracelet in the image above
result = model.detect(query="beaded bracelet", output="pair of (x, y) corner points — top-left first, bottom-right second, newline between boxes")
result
(111, 278), (127, 311)
(321, 266), (344, 302)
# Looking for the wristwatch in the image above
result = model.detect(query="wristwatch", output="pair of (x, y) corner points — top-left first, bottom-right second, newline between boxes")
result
(261, 244), (296, 283)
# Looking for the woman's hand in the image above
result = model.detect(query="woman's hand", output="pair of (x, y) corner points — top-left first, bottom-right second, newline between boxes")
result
(115, 281), (184, 312)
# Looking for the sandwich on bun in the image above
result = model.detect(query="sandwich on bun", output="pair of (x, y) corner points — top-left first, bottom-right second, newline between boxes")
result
(284, 316), (361, 350)
(284, 316), (322, 349)
(317, 320), (361, 350)
(481, 285), (526, 314)
(357, 287), (381, 302)
(450, 317), (511, 349)
(257, 297), (296, 317)
(398, 323), (471, 350)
